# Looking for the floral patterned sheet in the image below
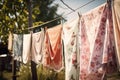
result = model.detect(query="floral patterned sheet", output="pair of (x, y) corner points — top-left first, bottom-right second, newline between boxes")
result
(79, 3), (117, 80)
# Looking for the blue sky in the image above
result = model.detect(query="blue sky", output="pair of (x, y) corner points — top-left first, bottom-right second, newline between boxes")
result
(53, 0), (106, 20)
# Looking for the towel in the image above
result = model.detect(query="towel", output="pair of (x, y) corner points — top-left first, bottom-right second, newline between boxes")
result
(22, 33), (31, 64)
(31, 29), (45, 64)
(13, 34), (23, 61)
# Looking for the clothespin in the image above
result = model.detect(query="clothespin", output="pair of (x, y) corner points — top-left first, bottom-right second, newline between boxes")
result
(78, 12), (82, 22)
(78, 12), (81, 18)
(30, 30), (33, 34)
(60, 17), (64, 30)
(107, 0), (111, 3)
(107, 0), (111, 8)
(41, 27), (43, 31)
(45, 27), (47, 32)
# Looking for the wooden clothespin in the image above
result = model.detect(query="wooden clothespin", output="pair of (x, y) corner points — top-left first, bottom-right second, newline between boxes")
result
(78, 12), (82, 22)
(78, 12), (81, 18)
(107, 0), (111, 8)
(77, 12), (82, 27)
(45, 26), (48, 32)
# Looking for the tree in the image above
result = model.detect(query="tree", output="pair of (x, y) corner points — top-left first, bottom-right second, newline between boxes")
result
(0, 0), (59, 44)
(34, 0), (60, 28)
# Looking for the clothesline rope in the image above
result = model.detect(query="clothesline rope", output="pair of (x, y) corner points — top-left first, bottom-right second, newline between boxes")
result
(60, 0), (75, 12)
(26, 17), (62, 30)
(25, 0), (96, 30)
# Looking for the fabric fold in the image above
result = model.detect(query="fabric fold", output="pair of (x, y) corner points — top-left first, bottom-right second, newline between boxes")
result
(31, 29), (45, 64)
(43, 25), (63, 72)
(13, 34), (23, 61)
(79, 3), (117, 80)
(22, 33), (31, 64)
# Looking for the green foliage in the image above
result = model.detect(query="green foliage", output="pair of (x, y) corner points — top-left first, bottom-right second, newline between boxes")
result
(18, 63), (65, 80)
(0, 0), (60, 44)
(17, 63), (32, 80)
(0, 0), (28, 44)
(33, 0), (61, 28)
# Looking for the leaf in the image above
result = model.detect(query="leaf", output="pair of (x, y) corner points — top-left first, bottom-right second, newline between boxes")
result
(5, 16), (10, 20)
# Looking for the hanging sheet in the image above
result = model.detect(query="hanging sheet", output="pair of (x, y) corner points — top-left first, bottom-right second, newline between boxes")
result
(13, 34), (23, 61)
(112, 0), (120, 71)
(22, 33), (31, 64)
(8, 32), (13, 52)
(62, 19), (79, 80)
(79, 3), (117, 80)
(31, 28), (45, 64)
(42, 25), (63, 72)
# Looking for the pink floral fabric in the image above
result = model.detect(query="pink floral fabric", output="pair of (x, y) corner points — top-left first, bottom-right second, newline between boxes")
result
(79, 3), (117, 80)
(63, 19), (80, 80)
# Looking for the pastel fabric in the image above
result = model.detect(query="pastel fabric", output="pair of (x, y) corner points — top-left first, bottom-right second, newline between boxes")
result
(43, 25), (63, 72)
(22, 33), (31, 64)
(31, 29), (45, 64)
(112, 0), (120, 71)
(8, 32), (13, 52)
(79, 3), (117, 80)
(62, 19), (79, 80)
(13, 34), (23, 61)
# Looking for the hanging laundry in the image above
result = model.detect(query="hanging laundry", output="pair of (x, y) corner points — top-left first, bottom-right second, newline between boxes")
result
(62, 19), (79, 80)
(79, 3), (117, 80)
(31, 28), (45, 64)
(8, 31), (13, 52)
(13, 34), (23, 61)
(22, 33), (31, 64)
(112, 0), (120, 71)
(42, 25), (63, 72)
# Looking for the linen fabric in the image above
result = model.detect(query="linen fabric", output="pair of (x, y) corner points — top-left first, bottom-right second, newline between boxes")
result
(31, 29), (45, 64)
(22, 33), (31, 64)
(79, 3), (117, 80)
(13, 34), (23, 61)
(62, 19), (80, 80)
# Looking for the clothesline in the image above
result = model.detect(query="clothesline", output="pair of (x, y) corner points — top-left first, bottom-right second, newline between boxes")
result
(24, 0), (97, 30)
(26, 17), (62, 30)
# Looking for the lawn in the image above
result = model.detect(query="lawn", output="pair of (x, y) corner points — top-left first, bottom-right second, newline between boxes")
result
(0, 65), (120, 80)
(0, 71), (120, 80)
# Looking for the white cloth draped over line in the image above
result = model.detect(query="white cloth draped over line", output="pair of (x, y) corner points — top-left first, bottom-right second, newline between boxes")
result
(31, 29), (45, 64)
(22, 33), (31, 64)
(63, 19), (80, 80)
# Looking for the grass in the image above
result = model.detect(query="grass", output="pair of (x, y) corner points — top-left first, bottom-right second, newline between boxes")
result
(1, 64), (120, 80)
(0, 71), (12, 80)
